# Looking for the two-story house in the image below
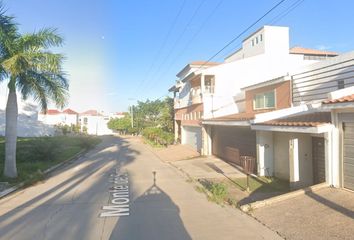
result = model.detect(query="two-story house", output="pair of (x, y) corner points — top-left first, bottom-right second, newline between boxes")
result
(169, 61), (219, 152)
(251, 51), (354, 190)
(199, 26), (330, 170)
(170, 25), (343, 190)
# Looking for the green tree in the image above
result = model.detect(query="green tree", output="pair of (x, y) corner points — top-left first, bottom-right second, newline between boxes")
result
(159, 97), (174, 132)
(107, 115), (131, 134)
(0, 7), (68, 178)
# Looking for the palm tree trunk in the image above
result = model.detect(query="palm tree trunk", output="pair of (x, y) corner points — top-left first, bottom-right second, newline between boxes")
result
(4, 88), (18, 178)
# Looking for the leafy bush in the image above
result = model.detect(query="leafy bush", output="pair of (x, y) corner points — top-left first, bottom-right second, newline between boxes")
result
(142, 127), (174, 146)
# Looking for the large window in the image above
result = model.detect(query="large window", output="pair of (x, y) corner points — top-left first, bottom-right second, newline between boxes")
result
(253, 91), (275, 110)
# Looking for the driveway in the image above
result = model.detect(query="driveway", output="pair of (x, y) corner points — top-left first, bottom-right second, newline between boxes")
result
(0, 136), (281, 240)
(252, 187), (354, 240)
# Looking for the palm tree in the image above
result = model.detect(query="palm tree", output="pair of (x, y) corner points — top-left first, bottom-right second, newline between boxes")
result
(0, 7), (68, 178)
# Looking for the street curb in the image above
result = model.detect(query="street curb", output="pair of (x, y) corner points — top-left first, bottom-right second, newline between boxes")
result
(239, 182), (328, 212)
(0, 148), (88, 200)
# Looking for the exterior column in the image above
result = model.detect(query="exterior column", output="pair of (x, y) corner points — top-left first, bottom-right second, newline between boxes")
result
(256, 131), (274, 177)
(201, 125), (212, 156)
(207, 126), (212, 155)
(331, 127), (341, 187)
(289, 138), (300, 189)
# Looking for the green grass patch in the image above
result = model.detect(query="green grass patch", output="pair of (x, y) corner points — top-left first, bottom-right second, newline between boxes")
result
(199, 179), (228, 204)
(0, 136), (101, 185)
(230, 176), (289, 193)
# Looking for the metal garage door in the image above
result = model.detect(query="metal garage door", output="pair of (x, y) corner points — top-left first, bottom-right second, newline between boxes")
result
(343, 122), (354, 190)
(183, 126), (202, 152)
(312, 137), (325, 184)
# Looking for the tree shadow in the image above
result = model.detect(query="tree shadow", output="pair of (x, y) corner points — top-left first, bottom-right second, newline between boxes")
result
(0, 136), (140, 239)
(237, 176), (290, 206)
(109, 172), (192, 240)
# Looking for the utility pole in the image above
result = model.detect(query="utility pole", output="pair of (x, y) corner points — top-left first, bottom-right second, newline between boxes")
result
(130, 105), (134, 128)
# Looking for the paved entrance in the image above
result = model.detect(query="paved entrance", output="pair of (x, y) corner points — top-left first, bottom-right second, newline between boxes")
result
(252, 187), (354, 240)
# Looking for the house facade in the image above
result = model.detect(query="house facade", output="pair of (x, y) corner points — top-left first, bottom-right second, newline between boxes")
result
(251, 51), (354, 190)
(169, 25), (354, 191)
(79, 110), (113, 136)
(38, 108), (79, 126)
(170, 61), (219, 152)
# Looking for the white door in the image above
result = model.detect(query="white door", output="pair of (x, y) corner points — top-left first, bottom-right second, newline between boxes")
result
(182, 126), (202, 152)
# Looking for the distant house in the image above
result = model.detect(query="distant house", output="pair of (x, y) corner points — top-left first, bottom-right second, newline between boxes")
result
(38, 108), (78, 126)
(79, 110), (113, 135)
(109, 112), (128, 119)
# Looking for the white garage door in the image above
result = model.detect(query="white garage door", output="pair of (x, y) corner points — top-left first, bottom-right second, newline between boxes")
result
(343, 122), (354, 190)
(182, 126), (202, 152)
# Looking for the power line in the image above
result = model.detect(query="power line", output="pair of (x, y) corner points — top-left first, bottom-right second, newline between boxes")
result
(134, 0), (187, 95)
(139, 0), (206, 94)
(144, 0), (225, 95)
(268, 0), (305, 25)
(138, 0), (289, 103)
(191, 0), (287, 73)
(146, 0), (287, 97)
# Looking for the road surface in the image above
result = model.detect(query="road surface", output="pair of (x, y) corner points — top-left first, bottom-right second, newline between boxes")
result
(0, 136), (282, 240)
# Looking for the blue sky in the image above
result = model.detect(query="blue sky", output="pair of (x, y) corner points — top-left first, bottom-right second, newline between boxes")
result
(2, 0), (354, 112)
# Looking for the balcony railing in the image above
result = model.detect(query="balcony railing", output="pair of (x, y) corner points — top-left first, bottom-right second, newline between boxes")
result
(173, 86), (215, 108)
(204, 85), (214, 94)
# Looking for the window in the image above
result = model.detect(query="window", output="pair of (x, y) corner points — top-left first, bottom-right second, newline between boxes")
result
(253, 91), (275, 110)
(83, 117), (88, 125)
(338, 80), (345, 89)
(260, 34), (263, 41)
(252, 39), (254, 46)
(204, 75), (215, 94)
(256, 36), (259, 44)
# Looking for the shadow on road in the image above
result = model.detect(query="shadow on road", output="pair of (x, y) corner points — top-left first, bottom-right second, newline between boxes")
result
(0, 136), (139, 239)
(109, 172), (192, 240)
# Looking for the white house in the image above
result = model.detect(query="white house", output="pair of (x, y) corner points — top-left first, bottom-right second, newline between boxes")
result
(38, 108), (78, 126)
(79, 110), (113, 135)
(169, 25), (330, 155)
(251, 51), (354, 190)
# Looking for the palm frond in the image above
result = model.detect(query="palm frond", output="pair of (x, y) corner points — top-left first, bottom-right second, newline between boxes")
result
(24, 51), (66, 74)
(0, 3), (18, 81)
(17, 70), (69, 110)
(18, 28), (64, 51)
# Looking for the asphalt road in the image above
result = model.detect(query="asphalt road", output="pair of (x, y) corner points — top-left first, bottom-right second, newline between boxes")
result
(0, 136), (282, 240)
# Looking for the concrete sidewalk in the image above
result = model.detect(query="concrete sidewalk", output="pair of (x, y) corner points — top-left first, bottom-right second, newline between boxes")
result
(171, 156), (245, 180)
(152, 143), (200, 162)
(252, 187), (354, 240)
